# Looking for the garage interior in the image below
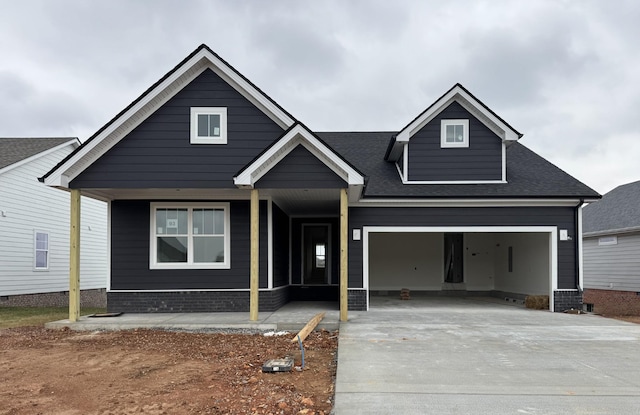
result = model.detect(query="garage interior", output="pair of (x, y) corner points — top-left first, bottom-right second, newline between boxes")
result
(367, 231), (551, 302)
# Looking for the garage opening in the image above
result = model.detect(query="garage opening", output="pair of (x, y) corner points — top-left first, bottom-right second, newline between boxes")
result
(364, 227), (556, 310)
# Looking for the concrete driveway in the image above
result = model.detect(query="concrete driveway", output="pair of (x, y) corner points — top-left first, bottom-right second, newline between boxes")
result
(334, 296), (640, 414)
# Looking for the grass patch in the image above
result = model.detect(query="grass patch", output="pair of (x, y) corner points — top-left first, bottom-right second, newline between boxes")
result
(0, 306), (106, 329)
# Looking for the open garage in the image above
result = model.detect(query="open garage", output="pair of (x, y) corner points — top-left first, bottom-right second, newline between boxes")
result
(364, 227), (557, 310)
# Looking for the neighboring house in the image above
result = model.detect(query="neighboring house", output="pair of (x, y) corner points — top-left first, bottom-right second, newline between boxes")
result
(41, 44), (599, 318)
(0, 138), (107, 307)
(582, 180), (640, 316)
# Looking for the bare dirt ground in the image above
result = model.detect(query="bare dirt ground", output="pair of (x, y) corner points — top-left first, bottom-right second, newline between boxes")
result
(0, 327), (338, 415)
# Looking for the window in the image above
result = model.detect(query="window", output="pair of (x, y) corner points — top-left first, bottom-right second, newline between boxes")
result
(34, 231), (49, 270)
(150, 203), (230, 269)
(598, 236), (617, 246)
(190, 107), (227, 144)
(315, 243), (326, 268)
(441, 119), (469, 148)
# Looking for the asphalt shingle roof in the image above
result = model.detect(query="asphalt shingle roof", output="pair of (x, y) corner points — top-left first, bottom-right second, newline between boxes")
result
(0, 137), (76, 171)
(583, 180), (640, 234)
(318, 132), (600, 199)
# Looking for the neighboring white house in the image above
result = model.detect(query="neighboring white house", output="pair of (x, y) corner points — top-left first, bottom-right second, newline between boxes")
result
(583, 180), (640, 316)
(0, 137), (107, 307)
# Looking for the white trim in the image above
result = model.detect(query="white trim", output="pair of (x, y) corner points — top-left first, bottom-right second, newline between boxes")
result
(353, 199), (583, 207)
(501, 142), (507, 181)
(234, 124), (364, 190)
(0, 139), (78, 176)
(288, 215), (293, 285)
(190, 107), (227, 144)
(403, 144), (408, 182)
(584, 226), (640, 238)
(578, 203), (584, 291)
(149, 202), (231, 269)
(403, 179), (507, 185)
(107, 201), (112, 291)
(362, 225), (558, 313)
(43, 47), (295, 188)
(388, 84), (521, 161)
(441, 119), (469, 148)
(267, 198), (273, 289)
(33, 230), (50, 271)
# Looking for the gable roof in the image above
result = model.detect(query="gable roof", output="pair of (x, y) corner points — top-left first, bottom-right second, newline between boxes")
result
(385, 83), (523, 161)
(0, 137), (78, 174)
(234, 123), (365, 200)
(583, 180), (640, 236)
(41, 44), (296, 188)
(319, 132), (600, 200)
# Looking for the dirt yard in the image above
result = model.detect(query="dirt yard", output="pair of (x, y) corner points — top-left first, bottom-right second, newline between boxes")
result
(0, 327), (338, 415)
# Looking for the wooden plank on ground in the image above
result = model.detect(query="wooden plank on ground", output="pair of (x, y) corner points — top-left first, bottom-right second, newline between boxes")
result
(291, 312), (326, 343)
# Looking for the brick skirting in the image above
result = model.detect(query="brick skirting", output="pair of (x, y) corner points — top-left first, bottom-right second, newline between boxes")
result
(583, 289), (640, 316)
(0, 289), (107, 308)
(107, 287), (290, 313)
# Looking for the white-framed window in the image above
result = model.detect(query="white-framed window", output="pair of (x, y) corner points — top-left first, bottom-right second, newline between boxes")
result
(150, 203), (230, 269)
(441, 119), (469, 148)
(190, 107), (227, 144)
(598, 236), (617, 246)
(34, 231), (49, 270)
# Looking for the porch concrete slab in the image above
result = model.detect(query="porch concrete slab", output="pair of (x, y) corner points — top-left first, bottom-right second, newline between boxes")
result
(333, 296), (640, 415)
(44, 301), (341, 332)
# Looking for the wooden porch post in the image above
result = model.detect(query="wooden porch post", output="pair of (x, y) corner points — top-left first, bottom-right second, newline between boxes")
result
(340, 188), (348, 322)
(69, 189), (81, 322)
(250, 189), (259, 321)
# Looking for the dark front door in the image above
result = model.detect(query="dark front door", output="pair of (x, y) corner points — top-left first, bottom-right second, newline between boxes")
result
(303, 225), (330, 285)
(444, 233), (464, 283)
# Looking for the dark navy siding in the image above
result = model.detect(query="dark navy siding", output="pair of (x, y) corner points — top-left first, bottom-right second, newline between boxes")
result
(408, 101), (502, 181)
(70, 69), (285, 189)
(255, 146), (346, 189)
(348, 206), (578, 289)
(110, 200), (269, 290)
(272, 203), (289, 287)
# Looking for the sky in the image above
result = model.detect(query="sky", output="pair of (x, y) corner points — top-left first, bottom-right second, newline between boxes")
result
(1, 0), (638, 195)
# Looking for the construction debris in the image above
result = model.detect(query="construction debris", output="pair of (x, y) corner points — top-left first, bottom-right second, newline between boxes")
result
(262, 357), (294, 373)
(400, 288), (411, 300)
(525, 295), (549, 310)
(291, 312), (325, 343)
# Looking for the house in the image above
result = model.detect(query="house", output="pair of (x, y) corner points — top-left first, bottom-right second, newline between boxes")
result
(0, 137), (107, 307)
(582, 180), (640, 316)
(41, 44), (600, 320)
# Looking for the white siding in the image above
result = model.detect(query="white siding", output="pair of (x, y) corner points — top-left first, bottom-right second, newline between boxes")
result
(0, 145), (107, 296)
(583, 233), (640, 291)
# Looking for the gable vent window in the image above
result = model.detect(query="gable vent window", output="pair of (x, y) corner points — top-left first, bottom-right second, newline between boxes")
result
(441, 119), (469, 148)
(190, 107), (227, 144)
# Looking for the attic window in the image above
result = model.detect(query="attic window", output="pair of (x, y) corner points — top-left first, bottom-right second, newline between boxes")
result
(441, 119), (469, 148)
(190, 107), (227, 144)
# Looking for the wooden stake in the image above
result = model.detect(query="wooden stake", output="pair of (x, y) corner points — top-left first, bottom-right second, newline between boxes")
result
(69, 189), (81, 322)
(250, 189), (259, 321)
(291, 312), (326, 343)
(340, 188), (348, 322)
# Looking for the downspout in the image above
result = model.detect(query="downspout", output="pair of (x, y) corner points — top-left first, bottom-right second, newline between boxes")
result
(575, 199), (585, 294)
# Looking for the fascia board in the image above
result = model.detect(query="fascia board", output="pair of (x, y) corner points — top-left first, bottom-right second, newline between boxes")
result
(234, 125), (364, 187)
(44, 48), (295, 188)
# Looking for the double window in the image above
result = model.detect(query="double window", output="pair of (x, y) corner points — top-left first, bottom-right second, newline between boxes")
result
(150, 203), (230, 269)
(190, 107), (227, 144)
(441, 119), (469, 148)
(34, 231), (49, 270)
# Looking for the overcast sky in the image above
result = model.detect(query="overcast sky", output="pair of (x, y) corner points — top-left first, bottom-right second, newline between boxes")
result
(1, 0), (638, 195)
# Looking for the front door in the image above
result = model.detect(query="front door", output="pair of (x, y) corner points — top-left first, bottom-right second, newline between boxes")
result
(302, 225), (330, 284)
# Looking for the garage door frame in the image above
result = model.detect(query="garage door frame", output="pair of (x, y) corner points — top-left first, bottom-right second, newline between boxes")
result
(362, 226), (558, 311)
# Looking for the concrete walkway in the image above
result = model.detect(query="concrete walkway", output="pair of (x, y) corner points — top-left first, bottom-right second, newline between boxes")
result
(333, 296), (640, 414)
(44, 301), (341, 332)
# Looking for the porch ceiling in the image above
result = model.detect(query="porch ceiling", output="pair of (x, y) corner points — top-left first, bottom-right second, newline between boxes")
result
(264, 188), (341, 216)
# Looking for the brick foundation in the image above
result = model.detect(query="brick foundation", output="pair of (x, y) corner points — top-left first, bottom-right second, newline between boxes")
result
(583, 289), (640, 316)
(348, 290), (367, 311)
(107, 287), (290, 313)
(0, 289), (107, 308)
(553, 290), (582, 312)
